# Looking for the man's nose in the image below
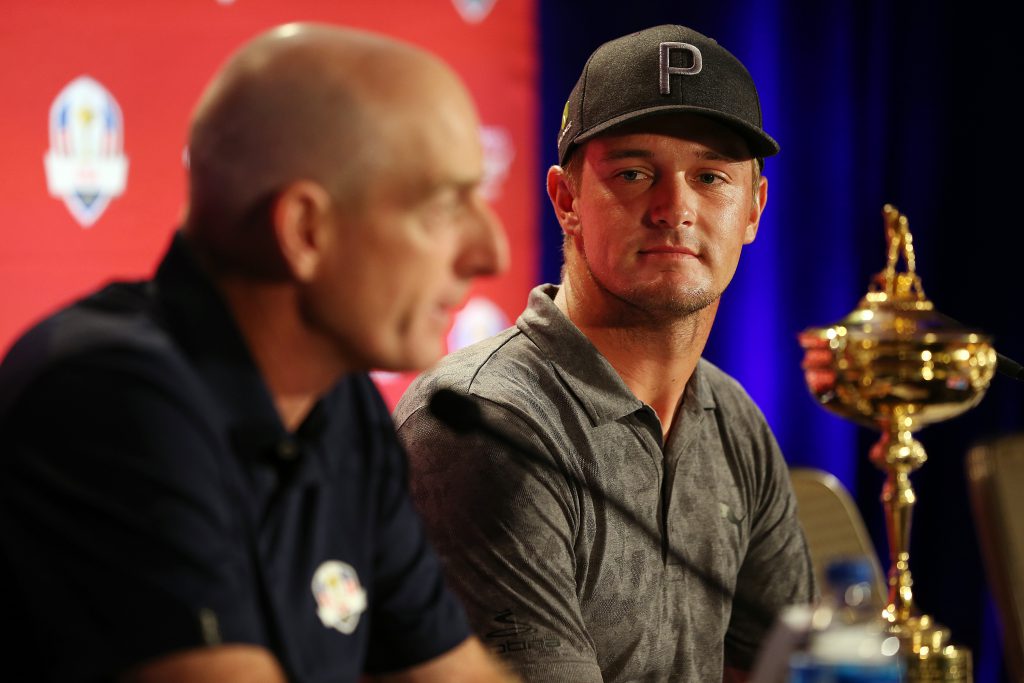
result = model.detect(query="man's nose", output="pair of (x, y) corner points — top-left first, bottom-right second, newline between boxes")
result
(457, 195), (510, 278)
(648, 173), (696, 229)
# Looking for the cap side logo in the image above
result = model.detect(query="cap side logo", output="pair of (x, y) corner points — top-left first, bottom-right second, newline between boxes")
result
(659, 42), (702, 95)
(557, 100), (572, 145)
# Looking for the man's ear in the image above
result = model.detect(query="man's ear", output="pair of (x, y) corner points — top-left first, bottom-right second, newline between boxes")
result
(271, 180), (333, 282)
(547, 165), (581, 237)
(744, 174), (768, 245)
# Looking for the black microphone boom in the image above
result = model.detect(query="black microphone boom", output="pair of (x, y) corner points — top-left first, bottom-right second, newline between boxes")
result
(427, 387), (482, 434)
(997, 351), (1024, 382)
(943, 315), (1024, 382)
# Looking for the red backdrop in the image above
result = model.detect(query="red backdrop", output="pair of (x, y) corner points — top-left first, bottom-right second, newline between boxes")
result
(0, 0), (538, 407)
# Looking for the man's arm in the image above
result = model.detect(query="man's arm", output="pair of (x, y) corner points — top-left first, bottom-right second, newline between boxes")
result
(724, 415), (817, 672)
(120, 645), (287, 683)
(374, 637), (520, 683)
(0, 354), (269, 681)
(396, 399), (604, 682)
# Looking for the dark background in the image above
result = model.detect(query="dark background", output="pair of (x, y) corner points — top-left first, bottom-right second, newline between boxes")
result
(537, 2), (1023, 681)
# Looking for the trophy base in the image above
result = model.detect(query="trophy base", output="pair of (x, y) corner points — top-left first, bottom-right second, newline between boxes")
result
(887, 614), (972, 682)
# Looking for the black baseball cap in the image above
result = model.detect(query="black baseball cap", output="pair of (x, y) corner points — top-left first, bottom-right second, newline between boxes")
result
(557, 25), (779, 166)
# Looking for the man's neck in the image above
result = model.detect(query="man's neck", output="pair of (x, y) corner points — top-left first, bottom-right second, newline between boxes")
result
(554, 280), (716, 440)
(216, 276), (348, 432)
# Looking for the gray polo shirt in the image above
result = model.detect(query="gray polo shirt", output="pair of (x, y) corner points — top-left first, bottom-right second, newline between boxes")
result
(395, 284), (814, 682)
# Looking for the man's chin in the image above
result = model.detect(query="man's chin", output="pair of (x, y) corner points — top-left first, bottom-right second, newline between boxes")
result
(625, 285), (719, 318)
(371, 339), (447, 375)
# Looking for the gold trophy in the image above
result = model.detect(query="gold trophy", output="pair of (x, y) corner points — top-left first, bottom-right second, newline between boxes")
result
(798, 205), (997, 682)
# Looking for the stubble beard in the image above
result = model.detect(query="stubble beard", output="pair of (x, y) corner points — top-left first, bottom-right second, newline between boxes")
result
(581, 250), (721, 322)
(620, 279), (718, 319)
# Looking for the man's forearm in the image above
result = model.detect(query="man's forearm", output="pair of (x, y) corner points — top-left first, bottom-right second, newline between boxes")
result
(373, 637), (521, 683)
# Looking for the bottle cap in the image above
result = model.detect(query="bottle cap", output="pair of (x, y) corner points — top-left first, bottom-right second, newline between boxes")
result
(825, 557), (874, 589)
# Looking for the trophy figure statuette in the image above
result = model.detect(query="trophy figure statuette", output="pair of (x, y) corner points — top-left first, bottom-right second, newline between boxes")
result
(798, 205), (997, 682)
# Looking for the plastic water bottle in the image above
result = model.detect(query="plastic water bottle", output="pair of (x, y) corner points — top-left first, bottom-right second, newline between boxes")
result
(787, 557), (904, 682)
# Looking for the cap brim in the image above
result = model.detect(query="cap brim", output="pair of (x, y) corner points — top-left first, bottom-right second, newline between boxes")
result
(571, 105), (780, 161)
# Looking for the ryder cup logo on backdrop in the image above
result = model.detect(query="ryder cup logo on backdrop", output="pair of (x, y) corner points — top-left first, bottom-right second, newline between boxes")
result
(43, 76), (129, 228)
(480, 125), (514, 201)
(452, 0), (496, 23)
(447, 297), (510, 352)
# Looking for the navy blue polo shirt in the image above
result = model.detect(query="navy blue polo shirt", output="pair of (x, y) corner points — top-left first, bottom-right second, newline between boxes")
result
(0, 232), (469, 682)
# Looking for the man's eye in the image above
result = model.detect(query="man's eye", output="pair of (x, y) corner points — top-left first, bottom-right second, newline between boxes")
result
(696, 173), (723, 185)
(618, 170), (647, 182)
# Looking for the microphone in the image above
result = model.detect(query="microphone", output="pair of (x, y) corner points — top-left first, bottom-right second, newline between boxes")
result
(997, 351), (1024, 382)
(427, 387), (776, 628)
(428, 387), (482, 434)
(942, 315), (1024, 382)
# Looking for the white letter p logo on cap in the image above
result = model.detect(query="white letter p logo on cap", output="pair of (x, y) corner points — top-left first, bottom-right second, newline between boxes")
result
(659, 42), (702, 94)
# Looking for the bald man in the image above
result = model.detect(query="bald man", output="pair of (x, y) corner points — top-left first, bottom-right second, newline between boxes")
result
(0, 23), (512, 683)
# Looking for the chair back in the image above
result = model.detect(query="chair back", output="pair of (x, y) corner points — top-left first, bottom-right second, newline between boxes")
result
(966, 434), (1024, 683)
(790, 467), (886, 599)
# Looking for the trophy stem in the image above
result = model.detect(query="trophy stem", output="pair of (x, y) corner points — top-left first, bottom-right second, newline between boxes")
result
(867, 415), (971, 681)
(869, 416), (926, 626)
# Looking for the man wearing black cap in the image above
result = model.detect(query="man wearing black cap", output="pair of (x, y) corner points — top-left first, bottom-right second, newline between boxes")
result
(396, 25), (814, 682)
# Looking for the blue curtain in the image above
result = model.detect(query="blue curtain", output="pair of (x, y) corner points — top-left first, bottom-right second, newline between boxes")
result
(538, 2), (1024, 680)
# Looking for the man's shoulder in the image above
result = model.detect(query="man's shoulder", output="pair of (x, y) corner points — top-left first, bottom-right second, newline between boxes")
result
(7, 279), (167, 354)
(395, 325), (545, 423)
(0, 280), (189, 416)
(698, 357), (764, 417)
(695, 358), (786, 482)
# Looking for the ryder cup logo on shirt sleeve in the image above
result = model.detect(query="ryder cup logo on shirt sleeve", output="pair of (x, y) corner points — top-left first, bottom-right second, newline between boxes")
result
(312, 560), (367, 635)
(43, 76), (129, 228)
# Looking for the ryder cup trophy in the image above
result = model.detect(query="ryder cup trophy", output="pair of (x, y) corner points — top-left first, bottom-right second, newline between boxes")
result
(798, 205), (996, 682)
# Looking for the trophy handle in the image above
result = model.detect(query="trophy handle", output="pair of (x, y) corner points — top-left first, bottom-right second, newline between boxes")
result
(875, 204), (927, 302)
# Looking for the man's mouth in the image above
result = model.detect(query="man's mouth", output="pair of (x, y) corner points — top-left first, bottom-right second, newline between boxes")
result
(638, 245), (698, 258)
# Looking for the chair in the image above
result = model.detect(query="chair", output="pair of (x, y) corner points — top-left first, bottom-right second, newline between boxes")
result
(966, 434), (1024, 683)
(790, 467), (886, 599)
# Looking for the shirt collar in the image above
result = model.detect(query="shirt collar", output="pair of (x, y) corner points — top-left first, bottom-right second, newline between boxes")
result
(515, 284), (717, 427)
(152, 231), (331, 469)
